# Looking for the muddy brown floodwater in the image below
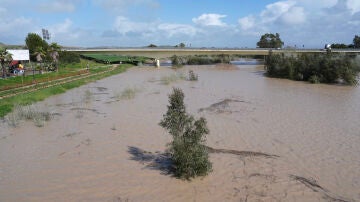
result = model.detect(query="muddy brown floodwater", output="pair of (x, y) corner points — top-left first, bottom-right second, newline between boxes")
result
(1, 64), (359, 201)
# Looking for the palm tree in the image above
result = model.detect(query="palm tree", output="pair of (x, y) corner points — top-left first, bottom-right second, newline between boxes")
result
(33, 46), (46, 63)
(48, 43), (61, 71)
(33, 46), (46, 73)
(48, 43), (60, 62)
(0, 48), (12, 78)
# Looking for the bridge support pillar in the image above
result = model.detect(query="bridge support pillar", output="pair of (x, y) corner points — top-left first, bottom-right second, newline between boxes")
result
(155, 59), (160, 68)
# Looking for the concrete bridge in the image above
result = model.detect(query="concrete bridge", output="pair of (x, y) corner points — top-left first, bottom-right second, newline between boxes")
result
(68, 48), (360, 58)
(68, 48), (360, 67)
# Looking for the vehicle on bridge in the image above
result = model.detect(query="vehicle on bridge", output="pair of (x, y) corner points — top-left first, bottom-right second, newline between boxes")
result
(324, 44), (332, 51)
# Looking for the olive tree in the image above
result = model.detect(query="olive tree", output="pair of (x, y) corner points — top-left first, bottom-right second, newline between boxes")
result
(257, 33), (284, 48)
(25, 33), (48, 61)
(159, 88), (212, 179)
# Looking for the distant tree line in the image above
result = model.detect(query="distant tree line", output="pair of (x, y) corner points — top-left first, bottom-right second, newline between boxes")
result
(331, 35), (360, 49)
(257, 33), (360, 49)
(147, 42), (186, 48)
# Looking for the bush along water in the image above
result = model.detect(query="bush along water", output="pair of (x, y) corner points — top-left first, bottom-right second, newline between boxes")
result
(170, 54), (232, 67)
(265, 51), (360, 85)
(188, 70), (198, 81)
(159, 88), (212, 179)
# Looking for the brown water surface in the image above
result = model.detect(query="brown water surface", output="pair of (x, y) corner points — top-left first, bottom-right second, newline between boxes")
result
(0, 65), (359, 201)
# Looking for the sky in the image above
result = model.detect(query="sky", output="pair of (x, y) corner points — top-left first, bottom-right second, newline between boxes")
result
(0, 0), (360, 48)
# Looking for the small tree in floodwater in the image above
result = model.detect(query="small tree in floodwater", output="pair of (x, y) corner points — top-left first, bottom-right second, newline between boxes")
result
(188, 70), (198, 81)
(170, 55), (183, 68)
(159, 88), (212, 179)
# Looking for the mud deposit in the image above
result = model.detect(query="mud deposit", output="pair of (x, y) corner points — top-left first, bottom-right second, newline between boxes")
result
(1, 65), (359, 201)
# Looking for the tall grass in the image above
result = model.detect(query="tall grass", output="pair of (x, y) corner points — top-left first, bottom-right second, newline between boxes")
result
(5, 104), (54, 127)
(160, 73), (186, 85)
(83, 89), (93, 103)
(114, 86), (141, 100)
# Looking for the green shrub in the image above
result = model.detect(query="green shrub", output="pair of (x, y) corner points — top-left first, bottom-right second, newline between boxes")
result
(170, 54), (233, 67)
(59, 51), (81, 64)
(340, 67), (358, 85)
(187, 55), (213, 65)
(159, 88), (212, 179)
(188, 70), (198, 81)
(265, 52), (360, 85)
(170, 55), (183, 68)
(216, 54), (231, 64)
(308, 75), (320, 84)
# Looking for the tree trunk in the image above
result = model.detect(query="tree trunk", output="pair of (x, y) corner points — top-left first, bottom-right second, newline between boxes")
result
(1, 62), (6, 78)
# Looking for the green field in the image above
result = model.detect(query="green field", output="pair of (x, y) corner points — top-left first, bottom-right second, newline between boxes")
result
(81, 54), (150, 65)
(0, 60), (132, 117)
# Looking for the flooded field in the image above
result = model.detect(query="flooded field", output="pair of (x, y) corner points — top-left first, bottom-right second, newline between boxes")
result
(0, 64), (359, 201)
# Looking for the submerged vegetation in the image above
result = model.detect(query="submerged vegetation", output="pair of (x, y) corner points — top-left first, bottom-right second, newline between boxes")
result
(160, 73), (186, 85)
(265, 52), (360, 85)
(5, 104), (54, 127)
(159, 88), (212, 179)
(187, 70), (198, 81)
(170, 54), (232, 67)
(115, 86), (141, 100)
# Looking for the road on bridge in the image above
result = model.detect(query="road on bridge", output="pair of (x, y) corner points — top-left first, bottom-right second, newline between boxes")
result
(67, 48), (360, 59)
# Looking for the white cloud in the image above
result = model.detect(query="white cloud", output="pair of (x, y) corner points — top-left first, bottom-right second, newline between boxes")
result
(158, 23), (197, 37)
(257, 0), (306, 25)
(238, 15), (255, 30)
(0, 17), (33, 33)
(297, 0), (337, 10)
(113, 16), (154, 35)
(2, 0), (359, 48)
(260, 1), (296, 23)
(94, 0), (159, 13)
(111, 16), (198, 42)
(236, 0), (360, 47)
(38, 0), (77, 13)
(192, 13), (227, 26)
(279, 6), (306, 25)
(347, 0), (360, 13)
(50, 18), (73, 34)
(238, 0), (306, 34)
(46, 18), (93, 46)
(0, 15), (34, 44)
(323, 0), (360, 14)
